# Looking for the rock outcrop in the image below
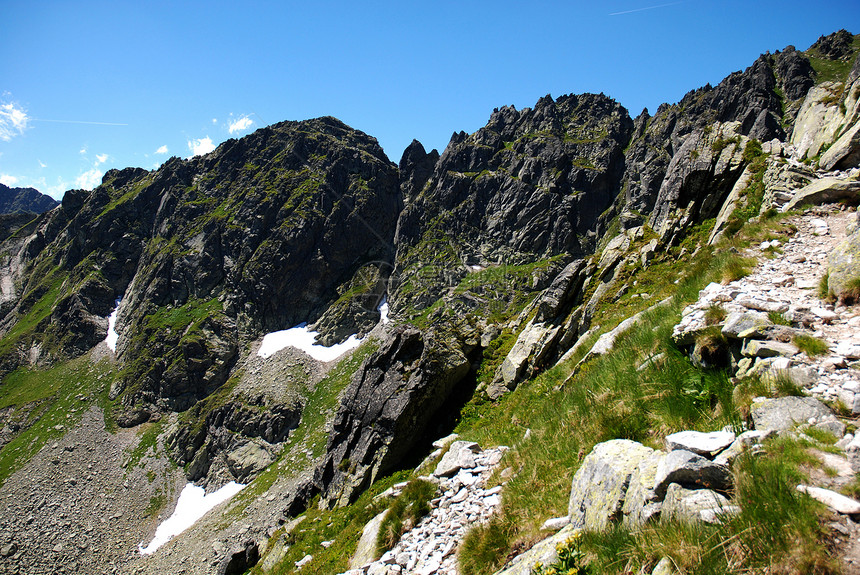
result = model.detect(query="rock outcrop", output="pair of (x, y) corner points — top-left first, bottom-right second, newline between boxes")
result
(316, 326), (475, 507)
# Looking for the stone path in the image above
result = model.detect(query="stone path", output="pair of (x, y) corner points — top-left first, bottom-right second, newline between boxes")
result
(674, 205), (860, 406)
(341, 442), (508, 575)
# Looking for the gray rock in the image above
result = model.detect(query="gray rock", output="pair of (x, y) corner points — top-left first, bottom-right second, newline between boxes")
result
(317, 327), (472, 508)
(714, 429), (774, 466)
(568, 439), (655, 530)
(820, 120), (860, 171)
(433, 441), (480, 477)
(828, 229), (860, 302)
(622, 451), (666, 528)
(741, 339), (798, 358)
(653, 450), (731, 498)
(652, 557), (676, 575)
(431, 434), (459, 449)
(846, 435), (860, 473)
(540, 516), (571, 531)
(783, 177), (860, 212)
(492, 321), (561, 398)
(661, 483), (731, 523)
(722, 311), (772, 339)
(579, 298), (672, 365)
(351, 509), (389, 569)
(664, 430), (736, 457)
(217, 539), (259, 575)
(750, 396), (832, 433)
(814, 416), (847, 438)
(226, 441), (274, 482)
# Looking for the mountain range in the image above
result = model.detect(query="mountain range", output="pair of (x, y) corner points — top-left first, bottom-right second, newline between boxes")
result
(0, 28), (859, 575)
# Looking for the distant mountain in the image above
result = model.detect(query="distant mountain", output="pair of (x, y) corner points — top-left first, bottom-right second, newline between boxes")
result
(0, 183), (59, 214)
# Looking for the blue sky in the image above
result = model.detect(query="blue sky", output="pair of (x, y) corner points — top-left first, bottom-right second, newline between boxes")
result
(1, 1), (858, 199)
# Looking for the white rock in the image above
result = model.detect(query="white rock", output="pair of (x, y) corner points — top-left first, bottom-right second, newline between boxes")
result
(797, 485), (860, 514)
(665, 430), (736, 457)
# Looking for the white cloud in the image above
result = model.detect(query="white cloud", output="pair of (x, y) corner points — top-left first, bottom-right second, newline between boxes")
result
(76, 169), (103, 190)
(212, 118), (218, 124)
(38, 160), (47, 168)
(188, 136), (216, 157)
(155, 145), (168, 155)
(0, 102), (29, 141)
(228, 116), (253, 134)
(0, 174), (19, 186)
(95, 153), (108, 165)
(79, 146), (87, 155)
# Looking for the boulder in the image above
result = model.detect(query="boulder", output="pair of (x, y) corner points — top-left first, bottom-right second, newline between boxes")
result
(350, 509), (389, 569)
(316, 326), (472, 507)
(828, 229), (860, 301)
(653, 449), (732, 498)
(217, 540), (259, 575)
(782, 177), (860, 212)
(492, 525), (581, 575)
(568, 439), (655, 530)
(491, 321), (561, 399)
(540, 516), (571, 531)
(433, 441), (481, 477)
(791, 84), (850, 160)
(652, 557), (676, 575)
(225, 440), (275, 482)
(621, 451), (666, 528)
(713, 429), (774, 466)
(579, 298), (671, 365)
(741, 339), (798, 358)
(820, 120), (860, 171)
(661, 483), (733, 523)
(721, 311), (771, 339)
(750, 396), (833, 434)
(847, 435), (860, 473)
(664, 430), (736, 458)
(709, 164), (756, 244)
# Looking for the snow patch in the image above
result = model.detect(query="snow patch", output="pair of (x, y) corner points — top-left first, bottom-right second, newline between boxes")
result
(139, 482), (245, 555)
(257, 323), (363, 362)
(378, 296), (390, 325)
(105, 299), (120, 352)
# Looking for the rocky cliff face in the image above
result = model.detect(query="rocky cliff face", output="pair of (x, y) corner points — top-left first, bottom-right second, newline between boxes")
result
(392, 93), (632, 315)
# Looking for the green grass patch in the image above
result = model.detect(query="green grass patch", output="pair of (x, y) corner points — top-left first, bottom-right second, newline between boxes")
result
(793, 334), (830, 357)
(720, 255), (756, 283)
(376, 479), (437, 555)
(768, 311), (792, 326)
(806, 35), (860, 84)
(458, 516), (517, 575)
(123, 419), (164, 471)
(704, 304), (727, 326)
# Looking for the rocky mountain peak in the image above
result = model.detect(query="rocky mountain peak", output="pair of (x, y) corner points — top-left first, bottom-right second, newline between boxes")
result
(0, 183), (58, 215)
(810, 28), (856, 60)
